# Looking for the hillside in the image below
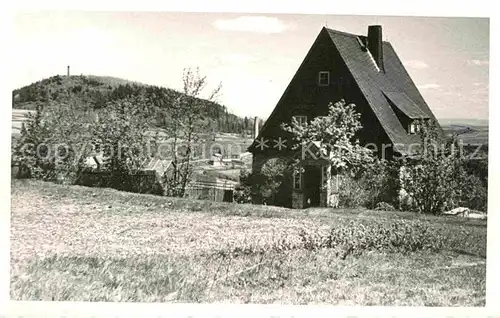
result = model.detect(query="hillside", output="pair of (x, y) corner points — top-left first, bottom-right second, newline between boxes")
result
(11, 180), (486, 304)
(438, 118), (489, 127)
(439, 119), (489, 146)
(12, 75), (251, 134)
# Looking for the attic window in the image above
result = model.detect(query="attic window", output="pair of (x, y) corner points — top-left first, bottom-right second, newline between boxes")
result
(318, 71), (330, 86)
(409, 122), (416, 134)
(383, 91), (430, 120)
(409, 121), (422, 134)
(292, 115), (307, 126)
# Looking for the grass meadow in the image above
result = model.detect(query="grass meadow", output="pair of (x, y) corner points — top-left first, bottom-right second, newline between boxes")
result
(10, 180), (487, 305)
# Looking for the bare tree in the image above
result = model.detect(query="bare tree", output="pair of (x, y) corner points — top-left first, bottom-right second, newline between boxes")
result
(163, 67), (222, 197)
(94, 96), (155, 175)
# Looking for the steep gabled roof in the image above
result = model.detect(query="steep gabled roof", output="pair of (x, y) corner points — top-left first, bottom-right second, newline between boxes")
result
(382, 91), (430, 119)
(324, 28), (441, 154)
(250, 26), (442, 155)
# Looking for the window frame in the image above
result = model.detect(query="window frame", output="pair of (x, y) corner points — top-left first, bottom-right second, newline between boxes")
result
(318, 71), (330, 86)
(409, 122), (416, 134)
(321, 166), (328, 187)
(292, 115), (308, 126)
(293, 169), (302, 190)
(409, 120), (422, 134)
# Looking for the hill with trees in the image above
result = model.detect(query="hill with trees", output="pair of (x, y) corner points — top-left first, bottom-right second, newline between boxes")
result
(12, 74), (254, 134)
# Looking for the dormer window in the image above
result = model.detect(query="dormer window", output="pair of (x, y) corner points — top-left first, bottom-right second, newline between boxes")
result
(409, 122), (416, 134)
(318, 71), (330, 86)
(409, 121), (422, 134)
(382, 91), (430, 135)
(292, 115), (307, 126)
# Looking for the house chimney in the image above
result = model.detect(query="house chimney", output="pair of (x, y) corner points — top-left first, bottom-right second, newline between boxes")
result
(253, 116), (259, 139)
(367, 25), (384, 72)
(67, 65), (70, 76)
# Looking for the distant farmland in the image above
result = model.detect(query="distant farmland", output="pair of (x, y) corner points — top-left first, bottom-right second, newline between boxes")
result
(12, 109), (489, 147)
(439, 119), (489, 146)
(11, 109), (32, 138)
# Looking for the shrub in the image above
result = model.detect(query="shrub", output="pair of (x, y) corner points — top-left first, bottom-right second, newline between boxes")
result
(12, 105), (51, 180)
(12, 103), (94, 183)
(281, 99), (374, 171)
(234, 168), (252, 204)
(401, 120), (488, 214)
(362, 159), (400, 208)
(338, 159), (400, 209)
(281, 99), (375, 207)
(215, 219), (449, 260)
(465, 157), (488, 187)
(454, 168), (488, 212)
(94, 97), (155, 175)
(298, 219), (447, 256)
(253, 157), (292, 205)
(374, 202), (396, 211)
(337, 175), (369, 208)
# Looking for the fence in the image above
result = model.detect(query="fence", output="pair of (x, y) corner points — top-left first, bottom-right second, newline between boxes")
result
(185, 176), (237, 202)
(76, 168), (164, 195)
(15, 163), (240, 203)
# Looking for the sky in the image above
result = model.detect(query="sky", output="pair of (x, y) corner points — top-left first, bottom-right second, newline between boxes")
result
(13, 11), (489, 120)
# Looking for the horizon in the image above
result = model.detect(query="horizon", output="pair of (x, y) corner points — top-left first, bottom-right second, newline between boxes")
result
(12, 74), (491, 124)
(13, 12), (489, 120)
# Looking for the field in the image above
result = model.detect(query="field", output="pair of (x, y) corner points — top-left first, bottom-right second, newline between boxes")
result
(11, 180), (487, 305)
(440, 120), (489, 146)
(11, 109), (32, 139)
(13, 108), (488, 147)
(11, 108), (254, 181)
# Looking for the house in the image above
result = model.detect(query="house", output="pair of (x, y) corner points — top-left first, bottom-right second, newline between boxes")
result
(248, 25), (443, 209)
(208, 153), (223, 166)
(185, 174), (238, 202)
(79, 154), (237, 199)
(78, 155), (169, 194)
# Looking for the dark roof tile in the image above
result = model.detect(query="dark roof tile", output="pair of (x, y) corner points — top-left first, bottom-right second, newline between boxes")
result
(325, 27), (442, 153)
(382, 91), (430, 119)
(250, 27), (442, 155)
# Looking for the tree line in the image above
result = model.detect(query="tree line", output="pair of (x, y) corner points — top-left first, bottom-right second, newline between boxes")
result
(235, 99), (488, 213)
(12, 74), (256, 135)
(12, 68), (245, 197)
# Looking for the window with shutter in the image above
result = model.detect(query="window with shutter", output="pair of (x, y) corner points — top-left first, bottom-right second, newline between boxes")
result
(318, 71), (330, 86)
(292, 115), (307, 126)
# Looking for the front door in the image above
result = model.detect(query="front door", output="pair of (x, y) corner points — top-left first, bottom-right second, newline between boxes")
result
(223, 190), (234, 202)
(304, 165), (321, 207)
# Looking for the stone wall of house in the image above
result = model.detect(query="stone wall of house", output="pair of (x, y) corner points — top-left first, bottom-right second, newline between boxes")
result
(251, 153), (267, 205)
(328, 173), (340, 208)
(292, 191), (304, 209)
(251, 153), (267, 175)
(320, 170), (340, 208)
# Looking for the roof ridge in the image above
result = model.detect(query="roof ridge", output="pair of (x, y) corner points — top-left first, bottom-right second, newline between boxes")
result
(324, 27), (360, 38)
(326, 27), (391, 44)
